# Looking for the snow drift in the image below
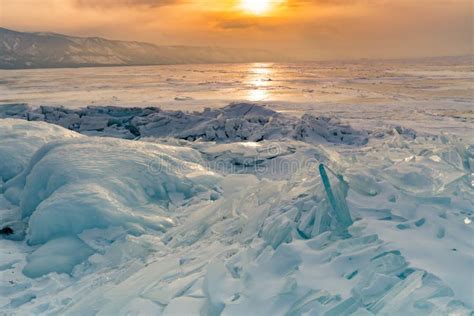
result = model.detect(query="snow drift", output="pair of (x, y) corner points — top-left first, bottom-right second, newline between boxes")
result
(2, 135), (222, 279)
(0, 119), (80, 182)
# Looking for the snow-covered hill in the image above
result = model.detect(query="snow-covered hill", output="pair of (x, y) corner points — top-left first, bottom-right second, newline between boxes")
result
(0, 28), (276, 69)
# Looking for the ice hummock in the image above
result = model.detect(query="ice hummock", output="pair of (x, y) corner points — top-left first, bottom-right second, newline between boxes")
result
(4, 136), (220, 248)
(0, 107), (472, 315)
(1, 103), (370, 145)
(0, 119), (80, 182)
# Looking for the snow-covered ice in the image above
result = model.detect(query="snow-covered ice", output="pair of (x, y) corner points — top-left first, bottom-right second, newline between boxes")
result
(4, 136), (220, 247)
(0, 60), (473, 315)
(0, 103), (472, 315)
(0, 118), (80, 182)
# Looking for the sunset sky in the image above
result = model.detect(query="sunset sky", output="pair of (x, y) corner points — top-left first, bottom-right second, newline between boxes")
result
(1, 0), (472, 60)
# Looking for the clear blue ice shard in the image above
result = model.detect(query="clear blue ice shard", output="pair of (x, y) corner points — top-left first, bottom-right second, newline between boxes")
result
(323, 297), (360, 316)
(368, 270), (425, 314)
(319, 164), (353, 231)
(312, 202), (332, 236)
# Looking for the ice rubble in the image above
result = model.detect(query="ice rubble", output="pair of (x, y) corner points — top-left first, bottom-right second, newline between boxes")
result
(0, 110), (473, 315)
(1, 103), (370, 145)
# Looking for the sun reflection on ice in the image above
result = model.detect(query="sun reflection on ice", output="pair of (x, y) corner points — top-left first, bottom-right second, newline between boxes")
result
(251, 64), (273, 75)
(248, 89), (269, 101)
(245, 63), (273, 101)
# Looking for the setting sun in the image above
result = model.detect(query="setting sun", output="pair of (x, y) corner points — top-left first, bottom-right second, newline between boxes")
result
(240, 0), (275, 15)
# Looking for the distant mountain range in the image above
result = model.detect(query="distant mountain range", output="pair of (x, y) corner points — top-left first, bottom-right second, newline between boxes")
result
(0, 27), (278, 69)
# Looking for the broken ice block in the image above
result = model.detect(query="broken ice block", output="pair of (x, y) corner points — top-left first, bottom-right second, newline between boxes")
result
(285, 289), (331, 316)
(311, 201), (332, 237)
(323, 297), (360, 316)
(368, 270), (425, 314)
(319, 164), (353, 231)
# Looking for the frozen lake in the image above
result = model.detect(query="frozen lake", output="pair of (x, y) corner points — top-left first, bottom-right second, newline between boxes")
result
(0, 62), (471, 108)
(0, 60), (473, 315)
(1, 61), (472, 135)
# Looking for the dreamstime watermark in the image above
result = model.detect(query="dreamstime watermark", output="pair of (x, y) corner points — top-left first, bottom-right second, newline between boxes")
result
(267, 143), (282, 156)
(147, 143), (322, 177)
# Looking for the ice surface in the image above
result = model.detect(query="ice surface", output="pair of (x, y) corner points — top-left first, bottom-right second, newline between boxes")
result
(0, 61), (472, 135)
(0, 98), (472, 315)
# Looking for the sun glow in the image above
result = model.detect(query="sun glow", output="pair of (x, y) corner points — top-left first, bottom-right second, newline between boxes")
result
(240, 0), (275, 15)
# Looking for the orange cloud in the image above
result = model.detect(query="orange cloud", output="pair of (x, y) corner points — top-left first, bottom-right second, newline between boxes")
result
(1, 0), (471, 60)
(75, 0), (182, 8)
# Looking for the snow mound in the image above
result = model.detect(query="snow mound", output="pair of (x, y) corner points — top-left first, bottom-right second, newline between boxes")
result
(0, 119), (80, 182)
(4, 137), (220, 250)
(1, 103), (369, 145)
(23, 236), (94, 278)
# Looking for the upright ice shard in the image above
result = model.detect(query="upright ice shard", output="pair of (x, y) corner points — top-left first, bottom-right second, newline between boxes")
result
(319, 164), (353, 232)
